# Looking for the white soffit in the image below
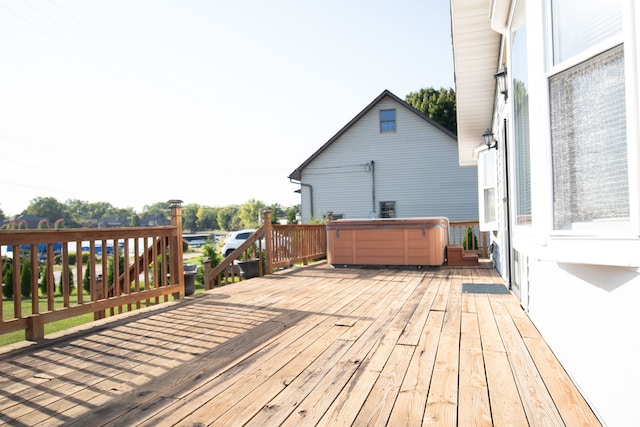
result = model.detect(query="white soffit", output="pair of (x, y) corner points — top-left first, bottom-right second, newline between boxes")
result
(451, 0), (501, 166)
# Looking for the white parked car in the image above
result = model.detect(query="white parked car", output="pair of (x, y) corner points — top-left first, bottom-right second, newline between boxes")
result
(220, 229), (258, 257)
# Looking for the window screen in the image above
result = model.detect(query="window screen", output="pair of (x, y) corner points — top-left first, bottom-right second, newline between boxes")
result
(550, 45), (628, 229)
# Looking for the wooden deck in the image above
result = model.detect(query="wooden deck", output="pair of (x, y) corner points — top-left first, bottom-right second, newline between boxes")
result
(0, 262), (600, 426)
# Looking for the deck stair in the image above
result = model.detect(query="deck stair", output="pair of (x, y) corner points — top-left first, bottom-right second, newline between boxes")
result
(446, 245), (479, 266)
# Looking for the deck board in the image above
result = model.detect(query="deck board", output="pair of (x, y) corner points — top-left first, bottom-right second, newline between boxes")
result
(0, 262), (601, 426)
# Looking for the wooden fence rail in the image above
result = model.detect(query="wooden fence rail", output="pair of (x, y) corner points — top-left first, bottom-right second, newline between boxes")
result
(203, 211), (326, 289)
(0, 201), (185, 341)
(448, 220), (488, 257)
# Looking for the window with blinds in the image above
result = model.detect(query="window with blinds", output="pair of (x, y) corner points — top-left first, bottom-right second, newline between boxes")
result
(551, 0), (622, 65)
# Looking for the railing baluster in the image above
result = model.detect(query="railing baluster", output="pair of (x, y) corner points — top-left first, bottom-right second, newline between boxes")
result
(0, 202), (185, 342)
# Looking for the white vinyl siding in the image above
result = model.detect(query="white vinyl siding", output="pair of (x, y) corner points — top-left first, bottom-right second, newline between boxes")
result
(299, 97), (478, 223)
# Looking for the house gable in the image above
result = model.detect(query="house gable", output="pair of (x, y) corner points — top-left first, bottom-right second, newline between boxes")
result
(289, 90), (477, 222)
(289, 89), (456, 181)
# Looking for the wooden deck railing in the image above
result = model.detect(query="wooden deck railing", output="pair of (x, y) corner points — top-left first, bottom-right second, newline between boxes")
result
(448, 220), (488, 257)
(203, 211), (326, 289)
(0, 200), (185, 342)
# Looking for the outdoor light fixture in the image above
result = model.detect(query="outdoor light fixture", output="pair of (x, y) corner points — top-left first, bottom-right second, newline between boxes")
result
(495, 66), (508, 101)
(483, 128), (497, 150)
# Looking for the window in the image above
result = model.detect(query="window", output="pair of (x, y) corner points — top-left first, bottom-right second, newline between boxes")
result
(551, 0), (622, 64)
(380, 109), (396, 132)
(511, 0), (532, 226)
(549, 0), (627, 231)
(380, 201), (396, 218)
(479, 149), (497, 230)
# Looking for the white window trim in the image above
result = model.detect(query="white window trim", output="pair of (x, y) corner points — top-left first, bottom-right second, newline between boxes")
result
(523, 0), (640, 267)
(478, 149), (498, 231)
(543, 2), (637, 239)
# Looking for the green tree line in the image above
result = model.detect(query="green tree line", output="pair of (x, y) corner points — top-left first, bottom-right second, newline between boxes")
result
(1, 196), (300, 232)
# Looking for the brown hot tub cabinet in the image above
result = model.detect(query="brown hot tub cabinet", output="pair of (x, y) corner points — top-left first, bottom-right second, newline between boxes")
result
(326, 218), (449, 267)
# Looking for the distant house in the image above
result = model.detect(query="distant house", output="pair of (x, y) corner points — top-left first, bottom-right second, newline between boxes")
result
(450, 0), (639, 425)
(289, 89), (478, 223)
(141, 213), (170, 227)
(98, 216), (128, 228)
(2, 214), (46, 229)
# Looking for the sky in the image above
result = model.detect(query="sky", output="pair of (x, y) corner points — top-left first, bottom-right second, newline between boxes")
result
(0, 0), (455, 216)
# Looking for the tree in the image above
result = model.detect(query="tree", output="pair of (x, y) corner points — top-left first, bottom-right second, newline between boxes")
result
(109, 207), (136, 224)
(197, 207), (219, 231)
(268, 203), (284, 223)
(107, 254), (125, 288)
(83, 264), (91, 293)
(183, 203), (200, 232)
(286, 205), (300, 224)
(58, 268), (75, 294)
(39, 265), (49, 295)
(0, 206), (5, 222)
(405, 87), (457, 133)
(2, 258), (13, 299)
(20, 258), (32, 298)
(217, 206), (240, 231)
(143, 202), (170, 218)
(25, 196), (65, 225)
(239, 199), (266, 229)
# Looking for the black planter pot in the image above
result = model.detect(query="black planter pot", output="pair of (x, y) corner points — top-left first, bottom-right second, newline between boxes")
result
(184, 272), (196, 295)
(183, 264), (198, 296)
(237, 259), (260, 279)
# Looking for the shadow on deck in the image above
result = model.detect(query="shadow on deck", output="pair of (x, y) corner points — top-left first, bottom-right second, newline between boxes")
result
(0, 262), (600, 426)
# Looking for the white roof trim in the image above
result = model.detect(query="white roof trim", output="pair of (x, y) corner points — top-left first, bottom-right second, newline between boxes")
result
(451, 0), (502, 166)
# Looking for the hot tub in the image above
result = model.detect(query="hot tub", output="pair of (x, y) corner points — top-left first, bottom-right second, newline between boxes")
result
(326, 217), (449, 267)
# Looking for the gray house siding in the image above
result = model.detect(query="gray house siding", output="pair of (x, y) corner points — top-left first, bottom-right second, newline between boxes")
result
(292, 91), (478, 223)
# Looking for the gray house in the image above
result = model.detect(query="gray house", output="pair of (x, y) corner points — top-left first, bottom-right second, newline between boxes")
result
(289, 90), (478, 223)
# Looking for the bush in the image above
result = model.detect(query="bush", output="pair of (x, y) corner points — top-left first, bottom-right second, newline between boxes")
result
(39, 265), (48, 295)
(20, 259), (32, 298)
(200, 243), (222, 285)
(107, 254), (125, 287)
(3, 259), (13, 299)
(68, 252), (77, 265)
(83, 264), (91, 293)
(462, 226), (479, 250)
(58, 268), (75, 294)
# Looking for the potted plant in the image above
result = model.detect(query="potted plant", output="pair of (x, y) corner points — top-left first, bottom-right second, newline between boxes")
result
(236, 246), (261, 279)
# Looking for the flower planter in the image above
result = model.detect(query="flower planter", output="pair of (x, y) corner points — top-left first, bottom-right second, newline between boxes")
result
(237, 259), (260, 279)
(183, 264), (198, 296)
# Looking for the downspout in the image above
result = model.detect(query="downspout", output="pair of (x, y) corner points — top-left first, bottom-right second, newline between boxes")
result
(371, 160), (376, 215)
(289, 178), (314, 220)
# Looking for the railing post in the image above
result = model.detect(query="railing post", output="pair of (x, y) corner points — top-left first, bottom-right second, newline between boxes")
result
(26, 315), (45, 342)
(203, 258), (212, 290)
(263, 210), (273, 275)
(169, 200), (185, 298)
